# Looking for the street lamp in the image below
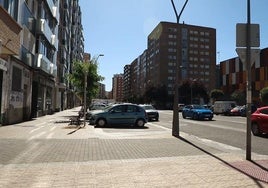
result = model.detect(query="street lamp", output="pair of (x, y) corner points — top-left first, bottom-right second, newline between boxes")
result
(171, 0), (189, 137)
(83, 54), (104, 127)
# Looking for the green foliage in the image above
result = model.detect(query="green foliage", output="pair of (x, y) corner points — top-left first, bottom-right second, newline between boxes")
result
(231, 90), (246, 105)
(260, 87), (268, 105)
(180, 80), (209, 104)
(67, 60), (104, 104)
(210, 89), (224, 101)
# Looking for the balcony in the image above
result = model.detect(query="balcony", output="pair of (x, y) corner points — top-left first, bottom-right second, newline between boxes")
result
(21, 46), (34, 67)
(36, 54), (54, 75)
(45, 0), (59, 21)
(51, 34), (58, 50)
(37, 19), (58, 48)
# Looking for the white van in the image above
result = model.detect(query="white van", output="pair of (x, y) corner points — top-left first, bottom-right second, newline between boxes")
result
(213, 101), (236, 115)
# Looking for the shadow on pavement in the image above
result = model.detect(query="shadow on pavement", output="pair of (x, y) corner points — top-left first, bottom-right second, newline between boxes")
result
(175, 135), (268, 185)
(66, 125), (86, 135)
(94, 124), (149, 129)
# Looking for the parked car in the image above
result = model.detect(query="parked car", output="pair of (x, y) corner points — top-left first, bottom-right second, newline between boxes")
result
(88, 103), (148, 127)
(229, 106), (243, 116)
(178, 104), (185, 112)
(182, 104), (213, 120)
(251, 106), (268, 136)
(213, 101), (236, 115)
(240, 104), (257, 117)
(139, 104), (159, 121)
(90, 103), (107, 110)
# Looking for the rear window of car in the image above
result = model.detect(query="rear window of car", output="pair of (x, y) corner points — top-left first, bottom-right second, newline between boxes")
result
(260, 108), (268, 115)
(126, 105), (136, 112)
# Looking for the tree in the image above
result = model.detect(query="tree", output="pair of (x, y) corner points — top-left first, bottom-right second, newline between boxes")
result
(67, 60), (104, 106)
(231, 90), (246, 105)
(210, 89), (224, 103)
(180, 80), (209, 104)
(260, 87), (268, 105)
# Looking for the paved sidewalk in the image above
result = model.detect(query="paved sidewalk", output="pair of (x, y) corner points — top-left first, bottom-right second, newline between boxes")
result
(0, 107), (267, 188)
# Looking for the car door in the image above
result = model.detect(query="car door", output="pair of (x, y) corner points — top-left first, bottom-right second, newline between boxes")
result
(183, 105), (192, 118)
(259, 108), (268, 132)
(124, 105), (138, 124)
(107, 105), (126, 124)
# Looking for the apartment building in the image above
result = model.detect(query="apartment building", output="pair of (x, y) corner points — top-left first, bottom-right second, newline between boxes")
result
(146, 22), (216, 98)
(57, 0), (84, 111)
(112, 74), (123, 102)
(220, 48), (268, 104)
(0, 0), (84, 125)
(0, 3), (22, 124)
(123, 64), (131, 101)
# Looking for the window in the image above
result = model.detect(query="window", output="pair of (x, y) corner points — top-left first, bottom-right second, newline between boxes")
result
(12, 66), (22, 91)
(112, 105), (124, 113)
(126, 105), (137, 113)
(3, 0), (19, 20)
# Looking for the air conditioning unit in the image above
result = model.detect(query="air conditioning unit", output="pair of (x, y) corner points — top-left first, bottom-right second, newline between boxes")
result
(51, 35), (56, 45)
(52, 6), (57, 18)
(26, 53), (32, 66)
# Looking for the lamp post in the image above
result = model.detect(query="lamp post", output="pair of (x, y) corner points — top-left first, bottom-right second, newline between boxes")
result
(83, 54), (104, 127)
(171, 0), (189, 137)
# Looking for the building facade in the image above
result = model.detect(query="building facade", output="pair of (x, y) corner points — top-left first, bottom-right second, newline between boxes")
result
(0, 3), (22, 124)
(146, 22), (216, 97)
(61, 0), (84, 110)
(112, 74), (123, 102)
(220, 48), (268, 105)
(0, 0), (84, 125)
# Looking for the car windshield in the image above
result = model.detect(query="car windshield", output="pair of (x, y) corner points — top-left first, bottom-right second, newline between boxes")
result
(103, 104), (115, 112)
(142, 105), (155, 110)
(193, 105), (205, 109)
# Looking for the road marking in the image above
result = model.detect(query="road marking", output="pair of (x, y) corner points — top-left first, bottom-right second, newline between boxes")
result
(50, 126), (56, 131)
(180, 119), (246, 133)
(30, 126), (45, 133)
(28, 131), (46, 141)
(46, 132), (54, 139)
(149, 121), (244, 152)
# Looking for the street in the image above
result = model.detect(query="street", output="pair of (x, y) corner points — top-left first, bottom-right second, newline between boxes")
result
(154, 111), (268, 156)
(0, 107), (268, 187)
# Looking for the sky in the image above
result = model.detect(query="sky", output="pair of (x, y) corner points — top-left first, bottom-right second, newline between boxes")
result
(79, 0), (268, 91)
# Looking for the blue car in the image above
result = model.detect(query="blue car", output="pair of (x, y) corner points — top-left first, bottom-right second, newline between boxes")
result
(182, 105), (213, 120)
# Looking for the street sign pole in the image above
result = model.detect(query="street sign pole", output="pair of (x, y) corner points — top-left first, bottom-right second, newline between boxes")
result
(245, 0), (252, 161)
(236, 0), (260, 161)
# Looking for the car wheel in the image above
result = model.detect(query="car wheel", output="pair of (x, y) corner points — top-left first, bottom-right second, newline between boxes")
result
(135, 119), (145, 127)
(96, 118), (106, 127)
(251, 122), (260, 136)
(182, 113), (186, 119)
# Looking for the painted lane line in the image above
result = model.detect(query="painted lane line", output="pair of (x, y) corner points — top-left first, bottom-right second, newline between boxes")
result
(46, 132), (54, 139)
(30, 126), (45, 133)
(180, 119), (246, 133)
(50, 126), (56, 131)
(28, 131), (46, 141)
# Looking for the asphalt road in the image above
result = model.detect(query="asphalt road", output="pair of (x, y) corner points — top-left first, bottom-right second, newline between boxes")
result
(154, 110), (268, 156)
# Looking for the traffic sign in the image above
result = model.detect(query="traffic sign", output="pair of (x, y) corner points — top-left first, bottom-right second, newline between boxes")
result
(236, 48), (260, 67)
(236, 23), (260, 47)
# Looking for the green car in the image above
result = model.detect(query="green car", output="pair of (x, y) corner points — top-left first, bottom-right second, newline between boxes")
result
(89, 104), (148, 127)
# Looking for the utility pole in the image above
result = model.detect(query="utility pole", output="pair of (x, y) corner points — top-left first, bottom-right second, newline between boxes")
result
(170, 0), (189, 137)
